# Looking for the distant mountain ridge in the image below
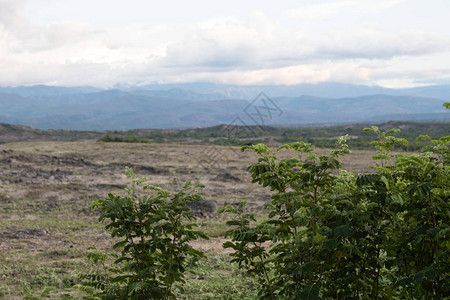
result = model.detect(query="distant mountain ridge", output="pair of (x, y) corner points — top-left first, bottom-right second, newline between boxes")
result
(0, 82), (448, 130)
(124, 82), (450, 100)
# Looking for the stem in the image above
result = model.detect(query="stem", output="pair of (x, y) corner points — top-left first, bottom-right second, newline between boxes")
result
(310, 185), (318, 262)
(164, 235), (176, 300)
(374, 247), (380, 300)
(253, 242), (274, 300)
(309, 170), (326, 263)
(430, 193), (441, 295)
(165, 214), (181, 300)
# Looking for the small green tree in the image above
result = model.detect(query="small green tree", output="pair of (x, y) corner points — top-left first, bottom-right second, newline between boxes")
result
(220, 137), (359, 298)
(392, 134), (450, 298)
(84, 167), (208, 299)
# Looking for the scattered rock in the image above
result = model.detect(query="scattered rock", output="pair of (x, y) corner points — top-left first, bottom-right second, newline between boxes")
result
(213, 172), (241, 182)
(92, 183), (127, 190)
(108, 163), (170, 175)
(133, 165), (170, 175)
(0, 228), (48, 239)
(0, 194), (11, 203)
(45, 195), (59, 209)
(187, 200), (217, 217)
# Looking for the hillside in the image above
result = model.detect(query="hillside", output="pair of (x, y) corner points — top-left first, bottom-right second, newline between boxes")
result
(0, 123), (102, 144)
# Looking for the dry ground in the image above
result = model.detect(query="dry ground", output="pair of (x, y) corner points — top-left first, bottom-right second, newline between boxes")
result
(0, 141), (378, 298)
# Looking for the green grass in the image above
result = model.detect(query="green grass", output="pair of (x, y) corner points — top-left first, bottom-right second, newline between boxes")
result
(0, 242), (259, 299)
(0, 248), (82, 298)
(177, 252), (259, 299)
(0, 186), (106, 298)
(0, 186), (260, 298)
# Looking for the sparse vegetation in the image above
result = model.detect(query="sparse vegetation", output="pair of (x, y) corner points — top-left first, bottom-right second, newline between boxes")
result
(97, 134), (150, 143)
(2, 120), (449, 151)
(98, 121), (450, 151)
(0, 114), (448, 298)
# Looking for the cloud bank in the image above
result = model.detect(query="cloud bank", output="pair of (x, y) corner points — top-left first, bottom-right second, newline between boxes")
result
(0, 0), (449, 88)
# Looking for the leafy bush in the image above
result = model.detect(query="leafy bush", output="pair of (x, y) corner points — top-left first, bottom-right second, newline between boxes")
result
(82, 168), (208, 299)
(98, 134), (150, 143)
(221, 127), (449, 299)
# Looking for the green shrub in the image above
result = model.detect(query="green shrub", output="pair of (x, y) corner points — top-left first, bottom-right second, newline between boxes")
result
(81, 167), (208, 299)
(98, 134), (150, 143)
(221, 127), (449, 299)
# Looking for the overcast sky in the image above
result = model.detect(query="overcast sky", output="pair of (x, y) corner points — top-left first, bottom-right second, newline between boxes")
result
(0, 0), (449, 88)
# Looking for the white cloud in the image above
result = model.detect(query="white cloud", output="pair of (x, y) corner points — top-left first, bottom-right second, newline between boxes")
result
(0, 0), (29, 28)
(369, 52), (450, 87)
(287, 0), (407, 20)
(161, 15), (448, 70)
(0, 0), (449, 88)
(0, 24), (18, 55)
(183, 60), (371, 86)
(319, 26), (449, 59)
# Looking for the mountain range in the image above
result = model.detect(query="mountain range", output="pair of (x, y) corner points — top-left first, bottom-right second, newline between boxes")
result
(0, 82), (448, 130)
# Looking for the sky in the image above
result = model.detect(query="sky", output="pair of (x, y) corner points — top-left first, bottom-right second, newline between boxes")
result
(0, 0), (449, 88)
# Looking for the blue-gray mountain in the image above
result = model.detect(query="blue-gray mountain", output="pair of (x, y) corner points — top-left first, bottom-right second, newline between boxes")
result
(0, 83), (448, 130)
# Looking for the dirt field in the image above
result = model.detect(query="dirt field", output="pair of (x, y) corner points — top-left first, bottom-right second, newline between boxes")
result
(0, 140), (377, 298)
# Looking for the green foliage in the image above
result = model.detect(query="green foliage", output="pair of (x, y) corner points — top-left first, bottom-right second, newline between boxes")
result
(98, 133), (150, 143)
(363, 126), (408, 166)
(24, 286), (57, 299)
(221, 128), (450, 298)
(82, 168), (208, 299)
(93, 121), (450, 151)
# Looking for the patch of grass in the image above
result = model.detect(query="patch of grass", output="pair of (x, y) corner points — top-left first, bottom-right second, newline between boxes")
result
(197, 217), (231, 238)
(197, 213), (267, 238)
(0, 250), (76, 296)
(175, 251), (259, 299)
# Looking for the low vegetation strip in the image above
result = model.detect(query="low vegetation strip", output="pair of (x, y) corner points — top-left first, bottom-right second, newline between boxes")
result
(2, 120), (450, 151)
(97, 133), (150, 143)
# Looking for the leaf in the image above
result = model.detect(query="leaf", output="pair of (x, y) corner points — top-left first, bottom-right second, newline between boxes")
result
(125, 166), (135, 179)
(437, 227), (450, 239)
(223, 241), (236, 249)
(110, 274), (132, 283)
(356, 174), (381, 186)
(113, 240), (128, 249)
(418, 182), (434, 196)
(364, 126), (378, 133)
(380, 175), (389, 189)
(135, 177), (149, 185)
